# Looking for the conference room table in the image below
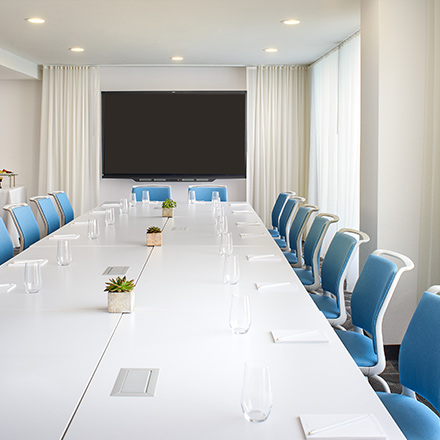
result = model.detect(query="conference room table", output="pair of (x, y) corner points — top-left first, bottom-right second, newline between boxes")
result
(0, 201), (405, 439)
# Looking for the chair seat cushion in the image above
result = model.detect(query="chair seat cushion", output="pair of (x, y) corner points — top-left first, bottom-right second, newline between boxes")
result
(274, 238), (287, 248)
(377, 392), (440, 440)
(268, 228), (280, 238)
(294, 268), (315, 286)
(283, 251), (298, 265)
(335, 329), (378, 367)
(310, 293), (340, 319)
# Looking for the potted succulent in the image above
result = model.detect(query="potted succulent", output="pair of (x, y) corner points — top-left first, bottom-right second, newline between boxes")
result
(146, 226), (162, 246)
(104, 276), (135, 313)
(162, 198), (177, 218)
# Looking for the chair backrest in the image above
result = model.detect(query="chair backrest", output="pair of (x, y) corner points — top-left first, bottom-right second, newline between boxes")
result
(187, 186), (227, 202)
(350, 250), (414, 367)
(0, 217), (14, 265)
(132, 185), (171, 202)
(3, 203), (40, 252)
(30, 196), (60, 236)
(278, 196), (305, 241)
(271, 192), (292, 229)
(399, 289), (440, 412)
(49, 191), (74, 225)
(320, 228), (370, 325)
(287, 204), (319, 266)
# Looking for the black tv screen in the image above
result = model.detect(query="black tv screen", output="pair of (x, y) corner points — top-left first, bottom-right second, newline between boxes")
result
(102, 91), (246, 181)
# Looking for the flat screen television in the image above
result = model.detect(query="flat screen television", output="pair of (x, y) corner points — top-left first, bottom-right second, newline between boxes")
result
(101, 91), (246, 181)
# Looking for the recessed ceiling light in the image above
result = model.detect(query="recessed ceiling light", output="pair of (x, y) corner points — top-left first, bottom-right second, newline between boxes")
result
(170, 56), (183, 61)
(26, 17), (45, 24)
(281, 19), (300, 25)
(264, 48), (279, 53)
(69, 47), (84, 52)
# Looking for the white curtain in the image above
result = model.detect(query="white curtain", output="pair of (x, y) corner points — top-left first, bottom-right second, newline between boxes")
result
(39, 66), (100, 215)
(418, 0), (440, 295)
(308, 34), (361, 288)
(246, 66), (310, 226)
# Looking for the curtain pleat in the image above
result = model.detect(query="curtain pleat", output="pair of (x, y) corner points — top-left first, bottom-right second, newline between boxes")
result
(39, 66), (100, 215)
(246, 66), (310, 226)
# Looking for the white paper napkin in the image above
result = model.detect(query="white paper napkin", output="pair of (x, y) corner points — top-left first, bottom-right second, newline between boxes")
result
(236, 221), (260, 226)
(247, 254), (281, 262)
(0, 283), (16, 293)
(101, 203), (121, 208)
(90, 210), (106, 214)
(299, 414), (386, 439)
(271, 329), (328, 343)
(230, 203), (248, 207)
(71, 221), (89, 225)
(49, 234), (80, 240)
(255, 281), (292, 290)
(9, 259), (48, 267)
(231, 210), (253, 214)
(240, 232), (265, 238)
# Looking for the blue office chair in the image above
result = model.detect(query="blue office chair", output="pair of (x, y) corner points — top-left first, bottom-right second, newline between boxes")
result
(48, 191), (74, 225)
(377, 289), (440, 439)
(293, 213), (339, 292)
(335, 250), (414, 392)
(132, 185), (172, 202)
(274, 197), (305, 250)
(3, 203), (40, 252)
(310, 228), (370, 328)
(268, 192), (295, 238)
(30, 196), (60, 236)
(0, 217), (14, 265)
(187, 185), (227, 202)
(283, 205), (319, 267)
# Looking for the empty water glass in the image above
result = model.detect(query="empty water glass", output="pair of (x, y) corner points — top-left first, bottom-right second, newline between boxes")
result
(229, 291), (251, 334)
(189, 190), (196, 204)
(142, 190), (150, 204)
(223, 254), (240, 284)
(219, 232), (233, 256)
(129, 193), (137, 207)
(24, 262), (42, 294)
(216, 215), (228, 236)
(120, 198), (128, 214)
(105, 207), (115, 226)
(241, 362), (273, 422)
(88, 218), (100, 239)
(212, 191), (220, 202)
(57, 239), (72, 266)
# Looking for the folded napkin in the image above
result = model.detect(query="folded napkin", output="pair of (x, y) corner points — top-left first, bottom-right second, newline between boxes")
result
(90, 210), (106, 214)
(247, 254), (281, 261)
(240, 233), (265, 238)
(101, 203), (121, 208)
(49, 234), (80, 240)
(9, 259), (48, 267)
(255, 281), (292, 290)
(71, 221), (89, 225)
(230, 203), (248, 207)
(271, 329), (328, 343)
(0, 283), (16, 293)
(300, 414), (385, 439)
(236, 221), (260, 226)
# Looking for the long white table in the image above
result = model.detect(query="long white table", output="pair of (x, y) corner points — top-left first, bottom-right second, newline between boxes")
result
(0, 201), (405, 439)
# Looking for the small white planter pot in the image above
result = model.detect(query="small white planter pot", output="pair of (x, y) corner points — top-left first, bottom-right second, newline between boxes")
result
(108, 291), (134, 313)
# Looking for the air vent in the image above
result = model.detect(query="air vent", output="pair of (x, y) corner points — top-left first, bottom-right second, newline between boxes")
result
(102, 266), (129, 276)
(111, 368), (159, 397)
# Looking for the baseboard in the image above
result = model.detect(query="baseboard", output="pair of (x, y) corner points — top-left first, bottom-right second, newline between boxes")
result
(385, 344), (400, 361)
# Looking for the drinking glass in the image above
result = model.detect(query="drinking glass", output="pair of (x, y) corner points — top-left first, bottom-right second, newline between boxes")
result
(223, 254), (240, 284)
(88, 218), (100, 239)
(229, 292), (250, 334)
(129, 193), (137, 207)
(24, 262), (42, 294)
(142, 190), (150, 204)
(120, 198), (128, 214)
(105, 207), (115, 226)
(216, 215), (228, 236)
(212, 191), (220, 202)
(241, 362), (273, 422)
(57, 239), (72, 266)
(219, 232), (233, 256)
(188, 190), (196, 204)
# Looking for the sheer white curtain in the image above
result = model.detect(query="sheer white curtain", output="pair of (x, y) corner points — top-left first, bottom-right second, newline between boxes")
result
(246, 66), (310, 226)
(39, 66), (100, 215)
(418, 0), (440, 295)
(308, 34), (361, 287)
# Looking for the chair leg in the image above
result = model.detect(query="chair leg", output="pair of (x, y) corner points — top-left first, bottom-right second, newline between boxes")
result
(369, 375), (391, 393)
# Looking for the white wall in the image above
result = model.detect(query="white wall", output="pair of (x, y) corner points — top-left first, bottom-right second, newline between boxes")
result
(99, 66), (247, 203)
(0, 79), (41, 198)
(361, 0), (427, 343)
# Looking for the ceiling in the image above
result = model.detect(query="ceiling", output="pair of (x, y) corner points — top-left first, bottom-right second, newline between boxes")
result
(0, 0), (360, 78)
